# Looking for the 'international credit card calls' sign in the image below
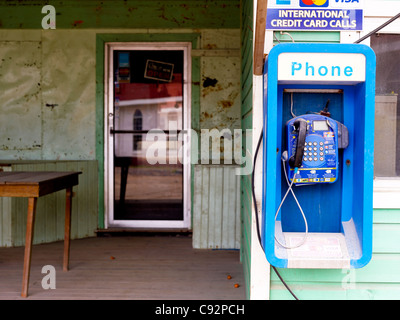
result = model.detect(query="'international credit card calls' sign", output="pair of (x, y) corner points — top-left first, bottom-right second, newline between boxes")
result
(266, 0), (363, 31)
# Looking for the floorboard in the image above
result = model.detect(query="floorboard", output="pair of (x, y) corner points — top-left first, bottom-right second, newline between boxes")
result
(0, 235), (245, 300)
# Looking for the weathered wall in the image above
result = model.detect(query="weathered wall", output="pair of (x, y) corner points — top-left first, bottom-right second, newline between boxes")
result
(0, 29), (96, 160)
(0, 28), (241, 161)
(0, 0), (241, 162)
(199, 30), (242, 163)
(0, 1), (242, 248)
(0, 33), (42, 159)
(41, 30), (97, 160)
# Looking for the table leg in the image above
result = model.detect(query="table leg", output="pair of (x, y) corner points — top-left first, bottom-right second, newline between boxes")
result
(21, 197), (37, 298)
(63, 187), (72, 272)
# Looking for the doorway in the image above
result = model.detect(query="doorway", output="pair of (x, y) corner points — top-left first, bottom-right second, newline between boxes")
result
(105, 43), (191, 229)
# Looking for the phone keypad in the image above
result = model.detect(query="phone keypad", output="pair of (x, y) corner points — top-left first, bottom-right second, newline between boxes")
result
(302, 139), (325, 166)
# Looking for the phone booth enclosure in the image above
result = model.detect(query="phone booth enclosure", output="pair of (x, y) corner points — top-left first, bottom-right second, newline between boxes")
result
(262, 43), (376, 269)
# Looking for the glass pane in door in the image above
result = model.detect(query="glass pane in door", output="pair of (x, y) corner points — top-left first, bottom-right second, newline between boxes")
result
(113, 50), (184, 221)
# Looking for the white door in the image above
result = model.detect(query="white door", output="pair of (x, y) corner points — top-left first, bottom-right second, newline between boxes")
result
(104, 42), (191, 229)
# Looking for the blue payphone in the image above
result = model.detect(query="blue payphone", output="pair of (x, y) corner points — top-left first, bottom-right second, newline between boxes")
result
(262, 43), (376, 269)
(286, 114), (345, 185)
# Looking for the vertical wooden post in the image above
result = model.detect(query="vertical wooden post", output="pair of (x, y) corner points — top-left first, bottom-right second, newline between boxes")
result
(63, 187), (72, 272)
(21, 197), (37, 298)
(253, 0), (268, 75)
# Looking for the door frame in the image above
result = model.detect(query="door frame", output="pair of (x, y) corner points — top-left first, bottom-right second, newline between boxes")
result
(104, 42), (192, 230)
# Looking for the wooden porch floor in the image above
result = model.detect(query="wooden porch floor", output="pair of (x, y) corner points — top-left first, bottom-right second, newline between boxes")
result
(0, 235), (245, 300)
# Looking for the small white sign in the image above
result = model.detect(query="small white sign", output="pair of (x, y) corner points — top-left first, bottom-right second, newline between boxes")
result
(288, 236), (343, 258)
(278, 52), (366, 83)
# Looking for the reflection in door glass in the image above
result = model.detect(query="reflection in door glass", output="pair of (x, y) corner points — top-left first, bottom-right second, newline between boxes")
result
(113, 50), (184, 221)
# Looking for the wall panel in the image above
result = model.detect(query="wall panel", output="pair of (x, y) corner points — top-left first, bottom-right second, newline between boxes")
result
(193, 165), (241, 249)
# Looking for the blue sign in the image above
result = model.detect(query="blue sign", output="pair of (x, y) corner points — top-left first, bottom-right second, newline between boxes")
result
(266, 8), (363, 30)
(266, 0), (364, 31)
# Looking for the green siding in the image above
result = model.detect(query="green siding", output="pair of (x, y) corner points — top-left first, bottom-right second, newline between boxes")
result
(193, 165), (241, 249)
(0, 166), (12, 247)
(191, 56), (201, 228)
(240, 0), (253, 300)
(273, 30), (340, 44)
(270, 209), (400, 300)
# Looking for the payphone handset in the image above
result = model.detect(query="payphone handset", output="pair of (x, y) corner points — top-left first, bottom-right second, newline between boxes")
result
(286, 114), (341, 185)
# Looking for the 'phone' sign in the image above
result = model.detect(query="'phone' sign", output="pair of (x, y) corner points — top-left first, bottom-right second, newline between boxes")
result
(277, 52), (366, 83)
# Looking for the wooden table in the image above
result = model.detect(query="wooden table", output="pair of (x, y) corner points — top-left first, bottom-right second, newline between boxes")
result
(0, 171), (81, 297)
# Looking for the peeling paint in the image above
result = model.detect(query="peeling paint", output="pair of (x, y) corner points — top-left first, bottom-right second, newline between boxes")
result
(202, 111), (213, 119)
(205, 44), (218, 50)
(73, 20), (84, 27)
(203, 77), (218, 88)
(218, 100), (234, 109)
